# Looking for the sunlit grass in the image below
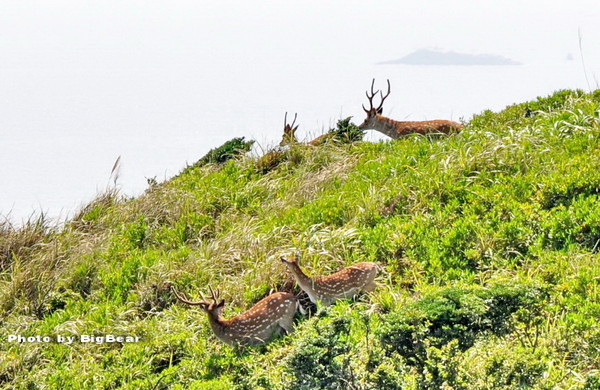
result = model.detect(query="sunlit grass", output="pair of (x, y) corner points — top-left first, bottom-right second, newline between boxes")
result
(1, 89), (599, 389)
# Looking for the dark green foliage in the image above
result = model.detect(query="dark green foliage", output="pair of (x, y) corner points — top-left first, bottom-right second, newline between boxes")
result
(583, 375), (600, 390)
(285, 316), (355, 389)
(65, 257), (97, 297)
(473, 347), (549, 389)
(194, 137), (255, 167)
(372, 283), (548, 389)
(378, 283), (546, 357)
(328, 116), (365, 143)
(278, 282), (549, 390)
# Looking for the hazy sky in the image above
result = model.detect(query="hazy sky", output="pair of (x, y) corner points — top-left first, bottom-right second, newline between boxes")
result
(1, 1), (599, 222)
(2, 1), (599, 68)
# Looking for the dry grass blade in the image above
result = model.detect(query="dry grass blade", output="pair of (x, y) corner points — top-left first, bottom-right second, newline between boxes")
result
(0, 214), (50, 271)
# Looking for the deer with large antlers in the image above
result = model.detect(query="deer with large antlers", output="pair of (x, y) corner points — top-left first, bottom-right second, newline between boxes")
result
(359, 79), (463, 138)
(280, 255), (378, 306)
(280, 112), (330, 147)
(170, 285), (298, 346)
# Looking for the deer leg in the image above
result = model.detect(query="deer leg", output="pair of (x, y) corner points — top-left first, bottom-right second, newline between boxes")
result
(278, 316), (295, 334)
(363, 279), (377, 292)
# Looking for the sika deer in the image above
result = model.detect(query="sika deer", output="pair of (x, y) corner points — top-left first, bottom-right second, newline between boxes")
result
(359, 79), (463, 137)
(280, 255), (378, 306)
(279, 112), (329, 146)
(170, 285), (298, 346)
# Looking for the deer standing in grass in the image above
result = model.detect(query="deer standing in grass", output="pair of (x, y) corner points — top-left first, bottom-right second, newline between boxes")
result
(280, 112), (329, 146)
(280, 255), (378, 306)
(359, 79), (463, 137)
(170, 285), (298, 346)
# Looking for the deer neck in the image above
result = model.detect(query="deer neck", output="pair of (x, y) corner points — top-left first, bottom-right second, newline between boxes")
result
(288, 264), (319, 302)
(361, 114), (420, 138)
(361, 114), (405, 138)
(281, 134), (298, 147)
(205, 312), (230, 341)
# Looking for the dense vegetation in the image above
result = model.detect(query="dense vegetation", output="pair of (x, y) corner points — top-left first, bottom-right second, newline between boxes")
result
(1, 89), (599, 389)
(192, 137), (255, 168)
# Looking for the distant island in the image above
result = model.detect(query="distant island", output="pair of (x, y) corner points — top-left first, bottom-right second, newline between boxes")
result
(379, 49), (521, 66)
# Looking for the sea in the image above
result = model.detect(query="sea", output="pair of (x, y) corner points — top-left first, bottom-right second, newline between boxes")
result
(1, 59), (597, 224)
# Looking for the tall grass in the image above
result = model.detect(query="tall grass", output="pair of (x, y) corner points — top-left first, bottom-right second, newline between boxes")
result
(1, 89), (599, 389)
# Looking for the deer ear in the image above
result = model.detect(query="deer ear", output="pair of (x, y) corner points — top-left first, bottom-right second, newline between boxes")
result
(376, 107), (383, 114)
(218, 299), (225, 307)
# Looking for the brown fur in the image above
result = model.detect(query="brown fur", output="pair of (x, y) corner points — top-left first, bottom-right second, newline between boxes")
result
(281, 255), (378, 306)
(280, 113), (330, 146)
(359, 79), (463, 138)
(171, 286), (298, 346)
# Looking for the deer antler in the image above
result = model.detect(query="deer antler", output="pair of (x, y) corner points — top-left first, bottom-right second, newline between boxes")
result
(362, 78), (378, 113)
(376, 79), (391, 112)
(170, 285), (209, 306)
(284, 112), (298, 130)
(363, 79), (391, 114)
(208, 285), (221, 303)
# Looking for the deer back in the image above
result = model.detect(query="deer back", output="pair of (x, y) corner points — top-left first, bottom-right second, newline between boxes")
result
(281, 256), (378, 305)
(358, 78), (463, 137)
(214, 292), (298, 345)
(312, 262), (378, 301)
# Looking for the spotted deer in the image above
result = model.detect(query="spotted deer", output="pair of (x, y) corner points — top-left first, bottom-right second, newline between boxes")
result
(170, 285), (298, 346)
(280, 255), (378, 306)
(359, 79), (463, 137)
(280, 112), (329, 146)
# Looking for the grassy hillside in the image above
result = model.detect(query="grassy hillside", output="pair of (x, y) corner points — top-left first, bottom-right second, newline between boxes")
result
(1, 89), (600, 389)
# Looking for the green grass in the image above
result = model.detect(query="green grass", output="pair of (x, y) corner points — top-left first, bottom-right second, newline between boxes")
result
(1, 89), (599, 389)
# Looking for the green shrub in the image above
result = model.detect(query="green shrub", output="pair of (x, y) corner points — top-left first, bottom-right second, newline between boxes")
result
(284, 311), (358, 390)
(378, 282), (547, 360)
(541, 195), (600, 251)
(458, 340), (552, 389)
(194, 137), (255, 167)
(328, 116), (364, 143)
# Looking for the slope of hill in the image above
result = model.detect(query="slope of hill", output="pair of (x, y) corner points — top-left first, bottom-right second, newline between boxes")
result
(1, 89), (600, 389)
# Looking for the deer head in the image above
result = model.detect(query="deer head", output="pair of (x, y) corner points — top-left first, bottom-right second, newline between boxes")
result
(280, 254), (297, 265)
(171, 284), (225, 318)
(170, 283), (299, 346)
(280, 112), (299, 146)
(280, 254), (303, 269)
(359, 78), (391, 129)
